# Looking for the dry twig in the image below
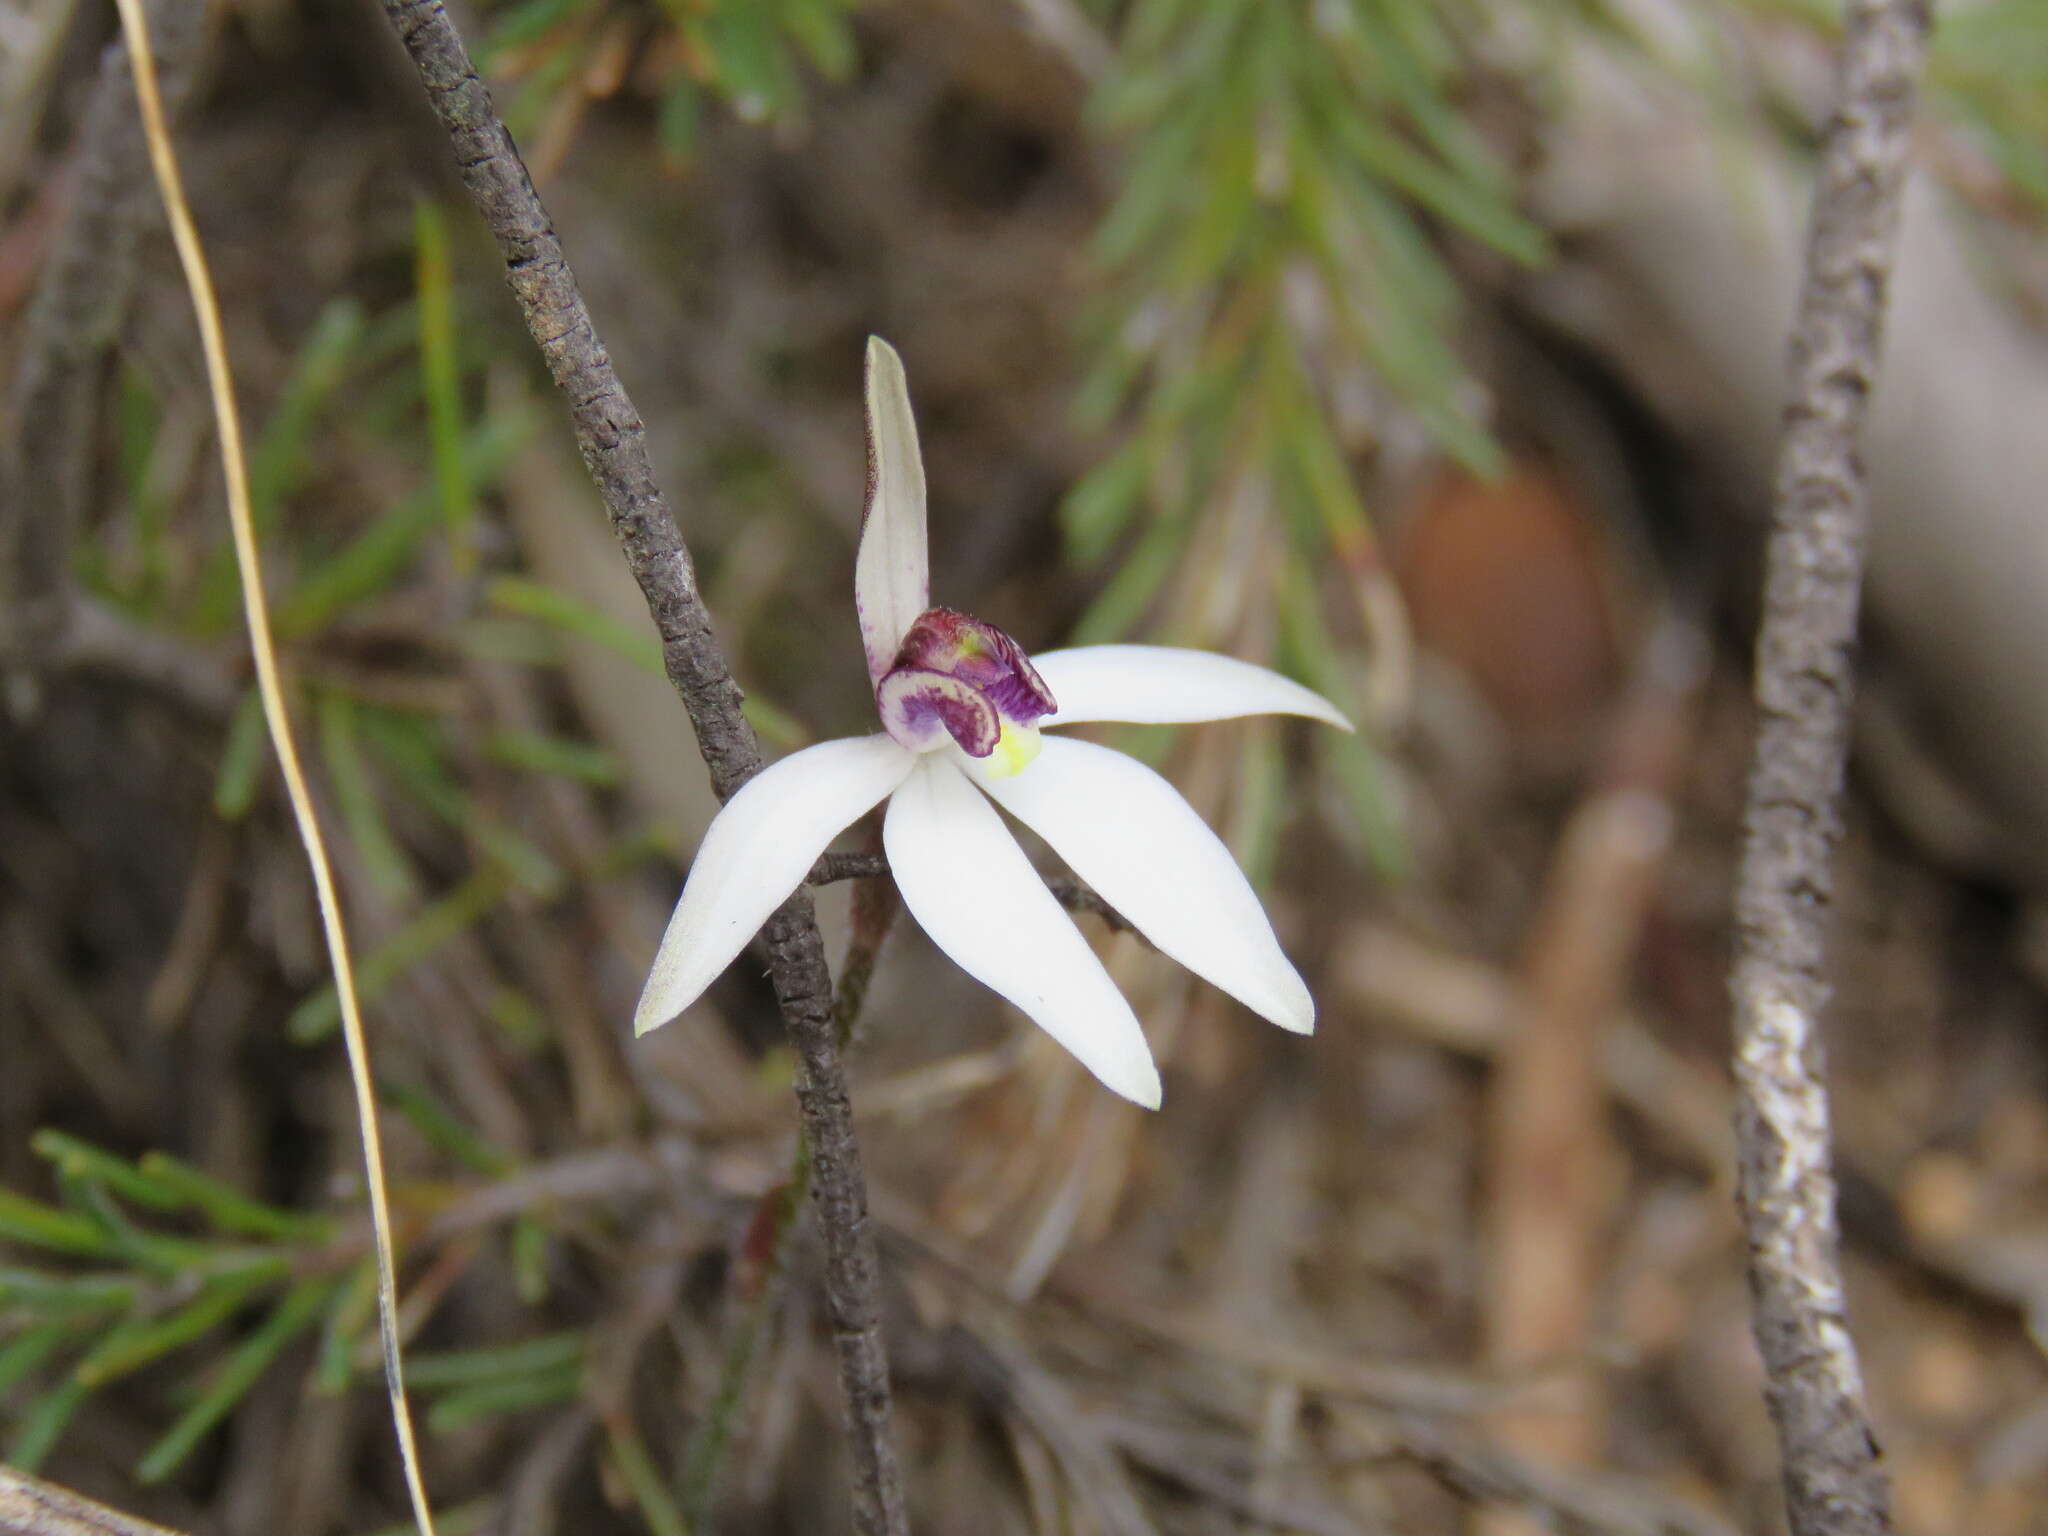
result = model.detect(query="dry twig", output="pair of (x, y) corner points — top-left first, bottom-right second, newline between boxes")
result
(1729, 2), (1929, 1533)
(372, 4), (904, 1529)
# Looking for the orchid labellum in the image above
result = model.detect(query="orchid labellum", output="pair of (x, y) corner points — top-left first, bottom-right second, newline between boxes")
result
(634, 339), (1351, 1107)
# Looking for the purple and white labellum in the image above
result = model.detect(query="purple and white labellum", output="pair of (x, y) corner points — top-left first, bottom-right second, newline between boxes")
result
(891, 608), (1056, 721)
(875, 667), (1001, 756)
(875, 608), (1056, 775)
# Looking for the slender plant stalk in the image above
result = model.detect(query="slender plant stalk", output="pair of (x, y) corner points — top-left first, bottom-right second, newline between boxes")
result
(107, 3), (438, 1532)
(373, 4), (905, 1530)
(1729, 3), (1928, 1534)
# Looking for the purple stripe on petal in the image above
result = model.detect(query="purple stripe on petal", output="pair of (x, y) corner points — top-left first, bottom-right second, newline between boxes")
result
(984, 663), (1056, 726)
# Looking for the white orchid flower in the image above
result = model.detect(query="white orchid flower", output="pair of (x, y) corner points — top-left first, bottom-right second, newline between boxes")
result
(634, 338), (1352, 1108)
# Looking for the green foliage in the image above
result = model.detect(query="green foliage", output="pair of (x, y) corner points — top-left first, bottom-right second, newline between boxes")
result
(134, 1278), (338, 1485)
(610, 1416), (692, 1536)
(1647, 0), (2048, 217)
(414, 201), (476, 573)
(1929, 0), (2048, 211)
(0, 1128), (588, 1480)
(1077, 0), (1541, 510)
(486, 573), (665, 674)
(1072, 0), (1541, 871)
(149, 211), (749, 1058)
(0, 1138), (333, 1476)
(285, 866), (521, 1043)
(474, 0), (862, 162)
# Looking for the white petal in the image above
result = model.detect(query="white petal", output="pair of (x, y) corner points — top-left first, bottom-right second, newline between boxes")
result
(884, 757), (1162, 1108)
(855, 337), (930, 686)
(974, 738), (1315, 1034)
(635, 735), (914, 1034)
(1032, 645), (1354, 731)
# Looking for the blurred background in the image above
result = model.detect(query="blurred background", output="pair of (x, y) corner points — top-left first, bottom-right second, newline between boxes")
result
(4, 0), (2048, 1531)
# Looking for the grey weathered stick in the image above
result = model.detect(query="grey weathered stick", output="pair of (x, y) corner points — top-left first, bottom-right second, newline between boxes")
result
(372, 5), (905, 1531)
(1730, 3), (1928, 1534)
(0, 1467), (187, 1536)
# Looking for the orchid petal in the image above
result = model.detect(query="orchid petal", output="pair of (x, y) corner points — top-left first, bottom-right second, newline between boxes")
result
(884, 756), (1162, 1108)
(1031, 645), (1353, 731)
(635, 735), (915, 1035)
(973, 738), (1314, 1034)
(855, 338), (930, 686)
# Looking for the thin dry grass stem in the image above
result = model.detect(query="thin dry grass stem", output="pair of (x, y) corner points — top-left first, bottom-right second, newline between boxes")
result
(2, 910), (150, 1117)
(142, 817), (232, 1033)
(1478, 619), (1698, 1532)
(45, 595), (236, 716)
(1333, 927), (1733, 1186)
(853, 1044), (1026, 1122)
(1003, 1086), (1135, 1300)
(501, 1407), (595, 1536)
(1199, 1091), (1313, 1528)
(1093, 1415), (1361, 1536)
(105, 5), (437, 1531)
(1057, 1288), (1538, 1419)
(943, 1327), (1158, 1536)
(1380, 1417), (1740, 1536)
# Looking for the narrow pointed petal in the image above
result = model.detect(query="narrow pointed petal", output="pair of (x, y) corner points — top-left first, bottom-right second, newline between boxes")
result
(1031, 645), (1354, 731)
(635, 735), (915, 1035)
(974, 738), (1316, 1034)
(884, 757), (1163, 1108)
(855, 338), (930, 685)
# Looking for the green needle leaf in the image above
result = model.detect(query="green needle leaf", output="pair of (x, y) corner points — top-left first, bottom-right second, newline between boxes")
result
(0, 1189), (117, 1259)
(415, 199), (474, 574)
(30, 1132), (184, 1212)
(424, 1364), (581, 1433)
(76, 1263), (288, 1388)
(404, 1331), (583, 1390)
(135, 1276), (337, 1483)
(0, 1323), (75, 1394)
(136, 1152), (332, 1241)
(8, 1375), (89, 1472)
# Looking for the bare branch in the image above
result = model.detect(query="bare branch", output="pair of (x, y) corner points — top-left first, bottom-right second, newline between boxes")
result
(370, 5), (905, 1529)
(1730, 3), (1929, 1534)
